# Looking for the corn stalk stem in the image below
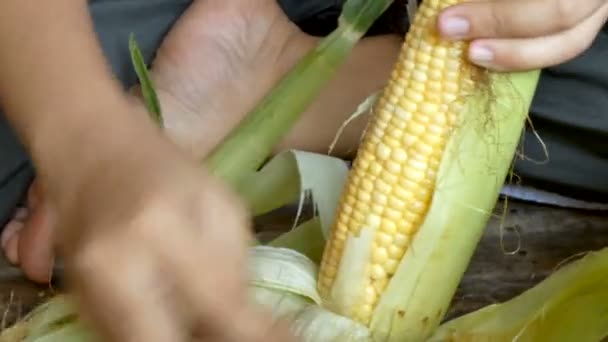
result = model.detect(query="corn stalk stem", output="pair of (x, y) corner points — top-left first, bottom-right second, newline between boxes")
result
(203, 0), (393, 188)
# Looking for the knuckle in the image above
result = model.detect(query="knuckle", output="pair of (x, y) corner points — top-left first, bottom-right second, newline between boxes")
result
(486, 5), (510, 37)
(129, 197), (181, 236)
(552, 0), (580, 29)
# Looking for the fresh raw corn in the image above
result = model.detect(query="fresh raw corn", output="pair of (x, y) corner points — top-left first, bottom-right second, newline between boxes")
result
(318, 0), (475, 325)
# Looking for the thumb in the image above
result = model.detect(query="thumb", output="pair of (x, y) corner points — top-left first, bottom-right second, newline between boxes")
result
(465, 2), (608, 71)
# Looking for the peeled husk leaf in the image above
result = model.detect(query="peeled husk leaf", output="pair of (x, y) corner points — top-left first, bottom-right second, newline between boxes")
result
(249, 246), (373, 342)
(0, 295), (99, 342)
(250, 246), (322, 305)
(241, 150), (349, 237)
(430, 248), (608, 342)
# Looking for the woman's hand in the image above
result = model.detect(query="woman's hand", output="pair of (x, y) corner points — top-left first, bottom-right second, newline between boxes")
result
(56, 131), (291, 342)
(0, 1), (293, 341)
(437, 0), (608, 71)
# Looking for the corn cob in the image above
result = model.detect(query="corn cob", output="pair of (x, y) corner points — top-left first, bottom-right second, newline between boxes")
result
(1, 0), (544, 341)
(318, 0), (477, 325)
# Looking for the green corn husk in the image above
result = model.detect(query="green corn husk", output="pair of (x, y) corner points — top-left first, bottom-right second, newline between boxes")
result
(367, 69), (541, 341)
(428, 248), (608, 342)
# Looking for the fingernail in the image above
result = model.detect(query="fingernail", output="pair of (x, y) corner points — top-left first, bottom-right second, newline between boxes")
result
(469, 45), (494, 64)
(440, 16), (470, 38)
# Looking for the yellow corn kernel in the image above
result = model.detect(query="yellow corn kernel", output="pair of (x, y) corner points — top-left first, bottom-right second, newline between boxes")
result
(317, 0), (475, 325)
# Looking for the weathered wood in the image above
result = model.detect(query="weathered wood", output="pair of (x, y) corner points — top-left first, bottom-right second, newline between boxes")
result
(0, 199), (607, 329)
(446, 199), (608, 319)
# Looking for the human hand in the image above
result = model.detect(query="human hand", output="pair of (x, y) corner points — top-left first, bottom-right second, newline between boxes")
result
(52, 134), (291, 342)
(437, 0), (608, 71)
(2, 0), (312, 281)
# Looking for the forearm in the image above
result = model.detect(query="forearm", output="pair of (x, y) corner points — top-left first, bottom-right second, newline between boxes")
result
(0, 0), (157, 193)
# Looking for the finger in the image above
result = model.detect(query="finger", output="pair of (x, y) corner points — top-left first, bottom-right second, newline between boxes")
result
(438, 0), (606, 40)
(18, 201), (56, 283)
(467, 2), (608, 71)
(153, 201), (284, 341)
(158, 222), (256, 340)
(2, 219), (22, 251)
(192, 307), (295, 342)
(70, 239), (184, 342)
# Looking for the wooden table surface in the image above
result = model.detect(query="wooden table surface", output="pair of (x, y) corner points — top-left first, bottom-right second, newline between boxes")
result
(1, 199), (607, 329)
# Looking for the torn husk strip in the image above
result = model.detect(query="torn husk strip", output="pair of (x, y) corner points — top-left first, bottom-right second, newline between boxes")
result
(240, 149), (348, 223)
(269, 217), (326, 265)
(250, 246), (322, 305)
(429, 247), (608, 342)
(203, 0), (394, 188)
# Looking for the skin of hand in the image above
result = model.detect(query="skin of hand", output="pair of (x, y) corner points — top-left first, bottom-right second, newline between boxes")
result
(437, 0), (608, 71)
(62, 136), (293, 342)
(0, 1), (292, 341)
